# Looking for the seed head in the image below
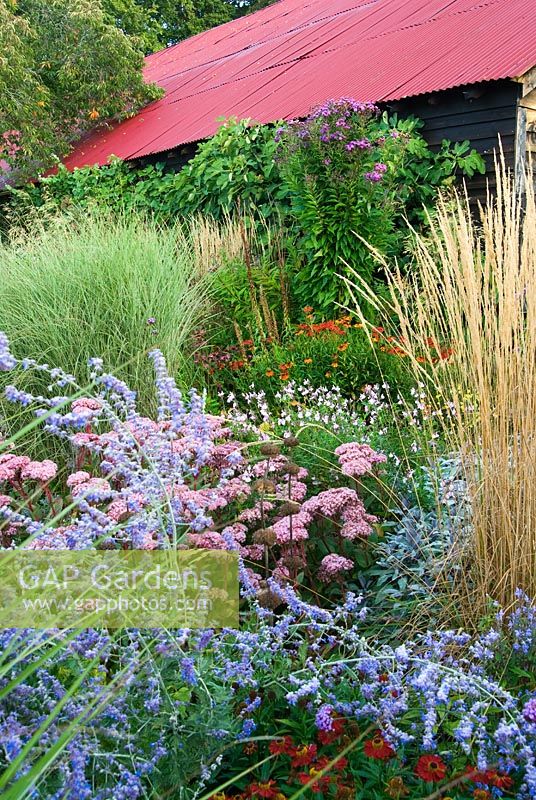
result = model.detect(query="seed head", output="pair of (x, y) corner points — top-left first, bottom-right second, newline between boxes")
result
(254, 478), (276, 494)
(259, 442), (281, 457)
(257, 588), (281, 610)
(253, 527), (277, 546)
(279, 500), (301, 515)
(283, 462), (301, 476)
(283, 435), (300, 448)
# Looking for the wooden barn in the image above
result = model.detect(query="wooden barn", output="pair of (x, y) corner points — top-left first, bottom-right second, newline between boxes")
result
(64, 0), (536, 201)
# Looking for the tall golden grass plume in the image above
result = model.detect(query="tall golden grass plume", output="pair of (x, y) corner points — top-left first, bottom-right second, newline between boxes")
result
(187, 214), (245, 276)
(344, 159), (536, 610)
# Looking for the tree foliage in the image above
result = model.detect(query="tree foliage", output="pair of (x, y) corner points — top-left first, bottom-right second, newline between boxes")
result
(0, 0), (162, 177)
(101, 0), (280, 52)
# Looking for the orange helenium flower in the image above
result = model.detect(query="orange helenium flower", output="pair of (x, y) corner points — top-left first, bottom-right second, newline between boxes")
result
(290, 743), (317, 767)
(269, 735), (294, 755)
(248, 780), (281, 798)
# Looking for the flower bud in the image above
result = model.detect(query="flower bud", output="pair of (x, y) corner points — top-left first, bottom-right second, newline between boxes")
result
(254, 478), (276, 494)
(257, 587), (282, 610)
(283, 435), (300, 448)
(283, 462), (301, 476)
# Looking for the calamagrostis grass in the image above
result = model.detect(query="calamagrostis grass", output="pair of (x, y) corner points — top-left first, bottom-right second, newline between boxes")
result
(345, 161), (536, 610)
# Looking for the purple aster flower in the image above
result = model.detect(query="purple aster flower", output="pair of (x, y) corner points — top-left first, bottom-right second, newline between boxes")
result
(364, 170), (383, 182)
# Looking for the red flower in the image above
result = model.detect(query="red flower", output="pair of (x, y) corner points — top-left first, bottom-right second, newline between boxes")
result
(296, 755), (347, 794)
(269, 735), (294, 755)
(415, 755), (448, 782)
(473, 790), (491, 800)
(465, 767), (513, 790)
(490, 773), (513, 790)
(363, 731), (396, 760)
(290, 743), (318, 767)
(332, 756), (348, 771)
(247, 780), (281, 799)
(297, 767), (332, 793)
(465, 766), (488, 784)
(317, 716), (345, 745)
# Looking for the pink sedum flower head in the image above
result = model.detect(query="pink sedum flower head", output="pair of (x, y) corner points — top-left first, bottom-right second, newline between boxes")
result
(188, 531), (227, 550)
(318, 554), (354, 582)
(272, 511), (312, 544)
(334, 442), (386, 478)
(303, 487), (377, 539)
(66, 471), (91, 488)
(21, 459), (58, 483)
(71, 397), (102, 412)
(106, 499), (130, 522)
(0, 454), (31, 482)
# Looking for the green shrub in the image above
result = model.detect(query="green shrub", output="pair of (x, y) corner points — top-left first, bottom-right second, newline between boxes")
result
(275, 102), (485, 314)
(168, 118), (289, 220)
(9, 110), (483, 243)
(8, 119), (290, 224)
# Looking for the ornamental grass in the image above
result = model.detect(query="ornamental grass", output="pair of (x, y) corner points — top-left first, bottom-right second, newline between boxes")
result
(0, 211), (213, 450)
(346, 159), (536, 611)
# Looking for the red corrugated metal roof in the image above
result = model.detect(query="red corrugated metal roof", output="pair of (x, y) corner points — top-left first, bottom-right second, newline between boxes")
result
(64, 0), (536, 169)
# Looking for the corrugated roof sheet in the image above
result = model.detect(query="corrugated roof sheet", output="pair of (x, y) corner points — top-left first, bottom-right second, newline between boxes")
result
(64, 0), (536, 169)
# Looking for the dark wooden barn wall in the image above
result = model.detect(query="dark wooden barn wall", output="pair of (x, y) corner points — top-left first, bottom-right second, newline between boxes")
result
(390, 79), (522, 202)
(135, 143), (198, 172)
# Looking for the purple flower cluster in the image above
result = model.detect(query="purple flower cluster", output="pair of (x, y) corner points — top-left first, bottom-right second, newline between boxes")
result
(275, 98), (405, 190)
(0, 628), (166, 798)
(365, 162), (388, 183)
(0, 331), (16, 372)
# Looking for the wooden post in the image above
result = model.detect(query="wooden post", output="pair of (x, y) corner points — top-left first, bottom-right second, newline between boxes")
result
(514, 69), (536, 195)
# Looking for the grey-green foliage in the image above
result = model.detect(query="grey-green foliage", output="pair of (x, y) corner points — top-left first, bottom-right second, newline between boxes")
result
(369, 457), (471, 607)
